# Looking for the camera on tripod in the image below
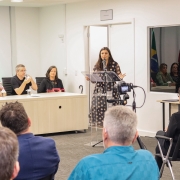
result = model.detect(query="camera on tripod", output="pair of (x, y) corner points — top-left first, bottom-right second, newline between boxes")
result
(115, 81), (133, 94)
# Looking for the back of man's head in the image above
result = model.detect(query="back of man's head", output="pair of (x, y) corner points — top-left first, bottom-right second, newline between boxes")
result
(0, 102), (29, 134)
(0, 127), (19, 180)
(104, 105), (137, 145)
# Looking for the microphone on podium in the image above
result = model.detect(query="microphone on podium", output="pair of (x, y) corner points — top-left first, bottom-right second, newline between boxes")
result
(102, 59), (106, 70)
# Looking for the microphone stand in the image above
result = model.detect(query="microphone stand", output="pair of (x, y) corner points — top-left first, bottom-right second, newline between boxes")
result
(132, 89), (147, 150)
(92, 60), (107, 147)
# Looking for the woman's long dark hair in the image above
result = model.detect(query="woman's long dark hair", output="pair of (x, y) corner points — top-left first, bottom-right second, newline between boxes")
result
(46, 66), (58, 81)
(94, 47), (115, 71)
(170, 62), (178, 76)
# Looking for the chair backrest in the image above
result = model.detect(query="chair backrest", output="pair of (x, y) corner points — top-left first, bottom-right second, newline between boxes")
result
(35, 77), (45, 90)
(171, 135), (180, 161)
(2, 77), (12, 96)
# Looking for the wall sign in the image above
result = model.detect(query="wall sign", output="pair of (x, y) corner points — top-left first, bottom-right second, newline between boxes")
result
(100, 9), (113, 21)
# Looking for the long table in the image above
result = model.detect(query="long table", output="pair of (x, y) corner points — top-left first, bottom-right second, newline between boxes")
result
(151, 86), (176, 93)
(0, 92), (88, 135)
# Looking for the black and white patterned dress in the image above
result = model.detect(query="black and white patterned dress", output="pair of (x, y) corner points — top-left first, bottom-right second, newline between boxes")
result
(90, 60), (121, 126)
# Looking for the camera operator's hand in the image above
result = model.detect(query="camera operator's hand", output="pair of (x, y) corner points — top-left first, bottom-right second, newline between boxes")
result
(119, 73), (126, 79)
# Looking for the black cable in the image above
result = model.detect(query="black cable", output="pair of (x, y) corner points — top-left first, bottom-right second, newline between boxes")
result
(126, 86), (146, 109)
(135, 86), (146, 108)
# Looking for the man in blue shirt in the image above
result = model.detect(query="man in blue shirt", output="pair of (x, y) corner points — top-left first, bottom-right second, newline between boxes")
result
(68, 106), (159, 180)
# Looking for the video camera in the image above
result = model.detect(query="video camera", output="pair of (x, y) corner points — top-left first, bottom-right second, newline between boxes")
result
(115, 81), (133, 94)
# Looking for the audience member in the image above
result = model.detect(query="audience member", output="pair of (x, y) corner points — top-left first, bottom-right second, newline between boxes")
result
(170, 62), (178, 83)
(0, 102), (60, 180)
(38, 65), (64, 93)
(68, 106), (159, 180)
(156, 63), (175, 86)
(0, 127), (19, 180)
(155, 111), (180, 170)
(11, 64), (37, 95)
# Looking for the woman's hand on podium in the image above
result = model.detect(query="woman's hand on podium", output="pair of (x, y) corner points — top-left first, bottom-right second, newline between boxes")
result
(85, 76), (90, 81)
(119, 73), (126, 79)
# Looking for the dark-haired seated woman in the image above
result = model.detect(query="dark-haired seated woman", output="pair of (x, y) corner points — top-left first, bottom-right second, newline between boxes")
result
(170, 62), (178, 83)
(38, 66), (64, 93)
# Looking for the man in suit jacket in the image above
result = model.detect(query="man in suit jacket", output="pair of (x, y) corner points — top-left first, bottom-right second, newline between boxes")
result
(0, 102), (60, 180)
(155, 111), (180, 170)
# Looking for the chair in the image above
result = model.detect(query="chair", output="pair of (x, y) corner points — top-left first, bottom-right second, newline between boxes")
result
(155, 135), (180, 179)
(2, 77), (12, 96)
(35, 77), (45, 90)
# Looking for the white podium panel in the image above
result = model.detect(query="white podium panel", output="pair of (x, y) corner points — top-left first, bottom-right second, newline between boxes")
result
(0, 92), (88, 135)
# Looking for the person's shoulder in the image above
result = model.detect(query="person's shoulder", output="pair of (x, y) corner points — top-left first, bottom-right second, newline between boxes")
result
(172, 111), (180, 119)
(11, 75), (17, 81)
(112, 60), (118, 65)
(79, 153), (103, 167)
(57, 78), (62, 82)
(42, 78), (48, 82)
(156, 72), (162, 75)
(135, 149), (155, 160)
(32, 135), (56, 146)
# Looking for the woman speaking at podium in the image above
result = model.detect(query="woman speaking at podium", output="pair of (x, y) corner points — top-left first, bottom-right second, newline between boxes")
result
(38, 66), (64, 93)
(87, 47), (126, 126)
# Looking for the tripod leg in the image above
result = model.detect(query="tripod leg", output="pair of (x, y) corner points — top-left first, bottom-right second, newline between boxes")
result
(137, 136), (146, 149)
(92, 140), (103, 147)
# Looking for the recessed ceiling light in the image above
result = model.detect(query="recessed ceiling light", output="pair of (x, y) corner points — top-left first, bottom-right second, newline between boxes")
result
(11, 0), (23, 2)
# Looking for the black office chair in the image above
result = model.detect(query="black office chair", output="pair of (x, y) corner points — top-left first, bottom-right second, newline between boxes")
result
(2, 77), (12, 96)
(155, 135), (180, 180)
(35, 77), (45, 90)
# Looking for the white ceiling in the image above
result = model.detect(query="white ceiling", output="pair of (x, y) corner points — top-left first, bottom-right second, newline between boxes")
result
(0, 0), (91, 7)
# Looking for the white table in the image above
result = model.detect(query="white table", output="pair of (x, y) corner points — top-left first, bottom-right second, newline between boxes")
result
(157, 99), (180, 130)
(0, 92), (88, 135)
(151, 86), (176, 93)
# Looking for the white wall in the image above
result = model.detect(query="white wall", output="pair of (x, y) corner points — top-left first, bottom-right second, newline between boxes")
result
(39, 5), (67, 89)
(0, 7), (12, 80)
(11, 7), (40, 79)
(65, 0), (180, 136)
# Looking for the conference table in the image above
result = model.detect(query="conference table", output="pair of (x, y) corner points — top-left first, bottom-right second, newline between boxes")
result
(0, 92), (88, 135)
(157, 99), (180, 130)
(151, 86), (176, 93)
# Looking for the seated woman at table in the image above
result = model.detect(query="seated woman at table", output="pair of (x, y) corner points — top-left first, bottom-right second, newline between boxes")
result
(170, 62), (178, 83)
(156, 63), (175, 86)
(38, 66), (64, 93)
